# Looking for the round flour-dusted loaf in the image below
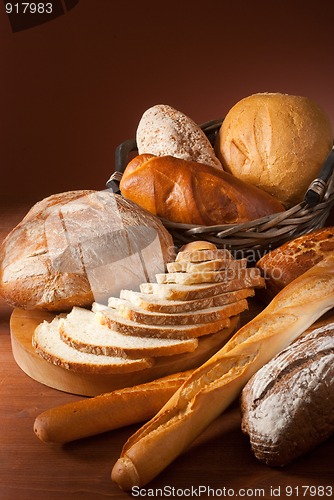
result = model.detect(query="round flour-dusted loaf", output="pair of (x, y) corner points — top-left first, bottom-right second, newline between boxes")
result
(0, 190), (174, 311)
(136, 104), (222, 168)
(241, 322), (334, 466)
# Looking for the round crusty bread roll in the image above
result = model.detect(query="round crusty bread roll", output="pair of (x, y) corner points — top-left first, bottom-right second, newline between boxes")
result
(0, 190), (174, 311)
(215, 93), (333, 207)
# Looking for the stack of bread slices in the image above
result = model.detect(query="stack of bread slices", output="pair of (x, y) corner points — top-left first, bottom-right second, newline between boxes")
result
(32, 242), (265, 377)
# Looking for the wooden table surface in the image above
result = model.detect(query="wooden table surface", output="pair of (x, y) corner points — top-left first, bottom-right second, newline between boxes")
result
(1, 200), (334, 500)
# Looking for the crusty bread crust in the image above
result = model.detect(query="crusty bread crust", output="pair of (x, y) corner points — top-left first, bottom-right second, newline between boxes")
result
(34, 370), (193, 443)
(111, 256), (334, 489)
(215, 93), (333, 207)
(241, 321), (334, 466)
(120, 154), (285, 225)
(0, 191), (174, 311)
(256, 227), (334, 299)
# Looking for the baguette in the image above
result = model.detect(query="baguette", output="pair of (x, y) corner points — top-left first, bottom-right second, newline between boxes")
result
(34, 370), (192, 443)
(111, 256), (334, 490)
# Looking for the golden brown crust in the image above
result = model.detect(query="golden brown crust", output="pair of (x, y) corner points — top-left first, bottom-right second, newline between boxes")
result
(34, 370), (192, 443)
(111, 256), (334, 489)
(0, 191), (174, 311)
(120, 154), (285, 225)
(256, 227), (334, 300)
(215, 93), (333, 207)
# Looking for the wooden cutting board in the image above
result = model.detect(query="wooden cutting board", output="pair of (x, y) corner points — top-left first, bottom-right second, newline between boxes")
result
(9, 307), (241, 397)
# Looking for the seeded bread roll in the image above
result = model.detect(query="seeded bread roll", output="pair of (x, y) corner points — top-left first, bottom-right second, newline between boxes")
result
(215, 93), (333, 207)
(241, 320), (334, 466)
(136, 104), (222, 168)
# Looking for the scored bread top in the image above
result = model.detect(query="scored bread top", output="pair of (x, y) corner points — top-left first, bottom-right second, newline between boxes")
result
(140, 271), (265, 301)
(136, 104), (222, 168)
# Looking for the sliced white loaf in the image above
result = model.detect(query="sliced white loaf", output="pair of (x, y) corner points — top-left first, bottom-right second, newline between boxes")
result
(94, 305), (231, 339)
(107, 297), (248, 326)
(119, 288), (254, 313)
(141, 271), (265, 301)
(175, 248), (233, 262)
(156, 267), (256, 285)
(59, 307), (198, 358)
(32, 316), (153, 374)
(167, 258), (248, 273)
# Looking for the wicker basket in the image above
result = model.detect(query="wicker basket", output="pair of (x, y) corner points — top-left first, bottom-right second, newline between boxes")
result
(107, 120), (334, 261)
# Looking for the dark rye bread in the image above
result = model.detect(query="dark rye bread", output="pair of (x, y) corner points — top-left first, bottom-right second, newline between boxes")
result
(241, 321), (334, 466)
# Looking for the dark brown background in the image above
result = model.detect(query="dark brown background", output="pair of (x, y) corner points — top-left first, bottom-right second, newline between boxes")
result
(1, 0), (334, 204)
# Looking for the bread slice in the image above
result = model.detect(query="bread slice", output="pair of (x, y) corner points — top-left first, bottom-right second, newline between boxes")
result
(119, 288), (254, 313)
(59, 307), (198, 358)
(141, 270), (265, 300)
(94, 305), (231, 339)
(32, 316), (153, 374)
(156, 267), (261, 286)
(107, 297), (248, 326)
(167, 258), (247, 273)
(175, 248), (233, 262)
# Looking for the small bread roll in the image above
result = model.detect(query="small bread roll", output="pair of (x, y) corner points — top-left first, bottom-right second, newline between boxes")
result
(215, 93), (333, 207)
(136, 104), (222, 168)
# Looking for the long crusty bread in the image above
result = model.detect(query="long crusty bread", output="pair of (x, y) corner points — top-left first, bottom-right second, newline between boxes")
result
(34, 370), (191, 443)
(111, 256), (334, 489)
(119, 288), (254, 314)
